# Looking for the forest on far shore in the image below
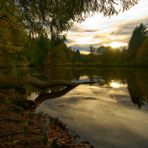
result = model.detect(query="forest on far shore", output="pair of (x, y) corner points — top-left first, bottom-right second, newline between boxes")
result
(0, 21), (148, 67)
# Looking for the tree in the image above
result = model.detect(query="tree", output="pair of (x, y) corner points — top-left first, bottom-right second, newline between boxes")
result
(135, 38), (148, 65)
(128, 23), (146, 64)
(89, 46), (96, 63)
(72, 50), (81, 64)
(0, 0), (139, 36)
(0, 17), (29, 67)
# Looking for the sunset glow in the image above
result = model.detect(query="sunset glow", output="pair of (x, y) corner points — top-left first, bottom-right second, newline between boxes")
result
(108, 42), (128, 48)
(65, 0), (148, 52)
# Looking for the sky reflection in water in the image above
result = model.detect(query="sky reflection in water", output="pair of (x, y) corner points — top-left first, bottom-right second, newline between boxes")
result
(36, 80), (148, 148)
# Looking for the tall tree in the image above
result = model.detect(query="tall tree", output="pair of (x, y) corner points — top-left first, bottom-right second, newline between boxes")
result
(135, 38), (148, 65)
(73, 50), (81, 64)
(128, 23), (146, 64)
(89, 46), (96, 62)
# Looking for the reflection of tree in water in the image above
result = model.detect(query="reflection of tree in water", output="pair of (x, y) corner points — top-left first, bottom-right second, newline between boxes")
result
(127, 71), (148, 108)
(128, 78), (143, 108)
(1, 67), (148, 109)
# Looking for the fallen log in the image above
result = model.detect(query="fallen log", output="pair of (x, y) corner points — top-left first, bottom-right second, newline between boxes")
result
(0, 73), (98, 89)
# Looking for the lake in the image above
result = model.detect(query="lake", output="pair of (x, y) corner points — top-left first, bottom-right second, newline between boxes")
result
(1, 67), (148, 147)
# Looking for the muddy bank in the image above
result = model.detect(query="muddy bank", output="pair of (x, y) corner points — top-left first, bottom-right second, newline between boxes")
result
(0, 89), (94, 148)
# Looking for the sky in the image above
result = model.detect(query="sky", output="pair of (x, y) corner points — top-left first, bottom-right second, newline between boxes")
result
(65, 0), (148, 54)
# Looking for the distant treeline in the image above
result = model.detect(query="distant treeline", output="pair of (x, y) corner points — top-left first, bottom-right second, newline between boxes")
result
(72, 23), (148, 67)
(0, 21), (147, 67)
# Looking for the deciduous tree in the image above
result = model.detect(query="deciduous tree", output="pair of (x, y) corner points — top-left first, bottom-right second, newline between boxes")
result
(0, 0), (139, 35)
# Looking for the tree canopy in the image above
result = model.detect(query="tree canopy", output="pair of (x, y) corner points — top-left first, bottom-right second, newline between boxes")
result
(128, 23), (146, 64)
(0, 0), (139, 35)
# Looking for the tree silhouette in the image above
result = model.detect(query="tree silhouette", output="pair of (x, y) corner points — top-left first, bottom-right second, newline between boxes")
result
(128, 23), (146, 64)
(135, 37), (148, 65)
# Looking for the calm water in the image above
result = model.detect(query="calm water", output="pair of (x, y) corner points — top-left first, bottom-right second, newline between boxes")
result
(1, 67), (148, 147)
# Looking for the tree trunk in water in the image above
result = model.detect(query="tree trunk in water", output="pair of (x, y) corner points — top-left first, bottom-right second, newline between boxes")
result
(0, 73), (97, 89)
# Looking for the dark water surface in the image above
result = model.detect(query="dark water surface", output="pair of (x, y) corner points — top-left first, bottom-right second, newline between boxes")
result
(1, 67), (148, 147)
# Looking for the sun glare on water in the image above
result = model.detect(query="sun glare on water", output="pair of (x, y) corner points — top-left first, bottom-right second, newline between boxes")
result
(109, 81), (121, 88)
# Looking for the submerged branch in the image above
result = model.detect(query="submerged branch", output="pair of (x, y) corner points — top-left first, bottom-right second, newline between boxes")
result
(35, 85), (78, 105)
(0, 72), (99, 109)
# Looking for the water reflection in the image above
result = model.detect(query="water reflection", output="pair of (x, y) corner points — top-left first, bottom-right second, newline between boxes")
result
(36, 68), (148, 147)
(1, 67), (148, 107)
(109, 80), (123, 88)
(47, 67), (148, 107)
(37, 84), (148, 148)
(0, 67), (148, 147)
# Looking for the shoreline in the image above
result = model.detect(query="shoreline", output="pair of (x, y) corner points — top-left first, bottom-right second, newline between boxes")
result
(0, 88), (94, 147)
(0, 63), (148, 69)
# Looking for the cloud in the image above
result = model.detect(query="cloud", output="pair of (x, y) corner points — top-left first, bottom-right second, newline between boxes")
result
(65, 0), (148, 52)
(83, 29), (99, 33)
(71, 45), (90, 53)
(70, 25), (84, 32)
(70, 24), (99, 33)
(113, 17), (148, 36)
(110, 17), (148, 43)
